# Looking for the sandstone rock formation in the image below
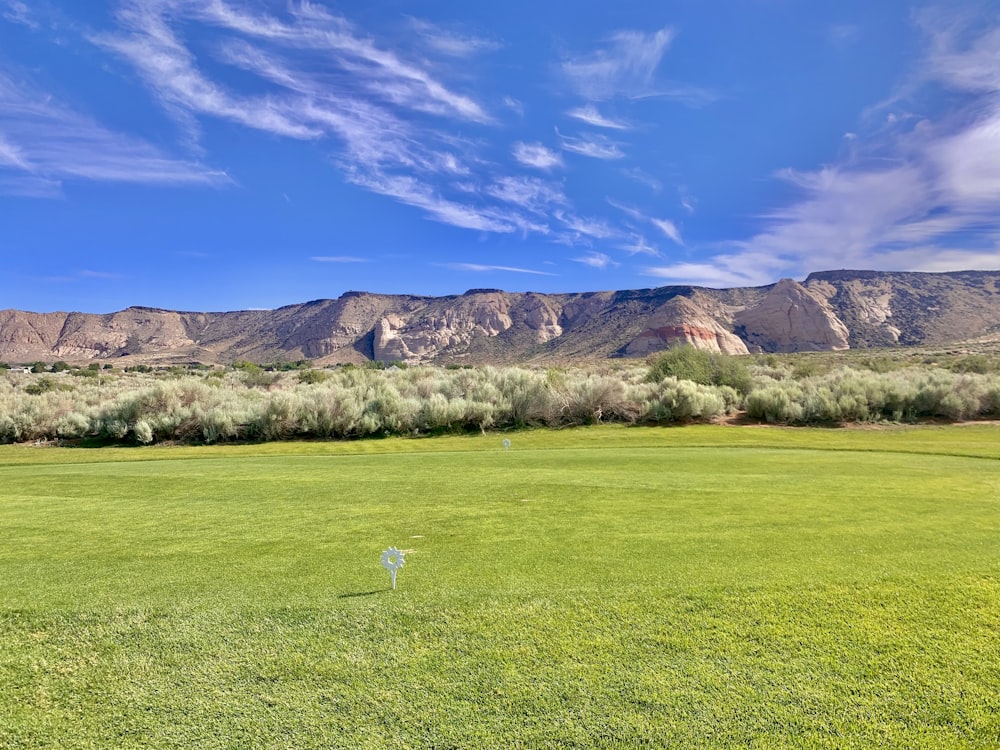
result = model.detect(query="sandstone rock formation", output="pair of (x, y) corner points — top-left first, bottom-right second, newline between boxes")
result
(624, 297), (749, 356)
(735, 278), (850, 352)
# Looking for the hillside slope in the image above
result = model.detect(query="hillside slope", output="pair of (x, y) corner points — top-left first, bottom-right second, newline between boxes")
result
(2, 270), (998, 365)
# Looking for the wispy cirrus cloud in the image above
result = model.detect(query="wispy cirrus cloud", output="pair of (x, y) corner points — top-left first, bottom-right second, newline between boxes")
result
(557, 129), (625, 160)
(485, 176), (566, 214)
(643, 261), (774, 288)
(573, 251), (619, 269)
(436, 263), (557, 276)
(555, 212), (619, 242)
(608, 199), (683, 246)
(512, 141), (563, 170)
(0, 70), (229, 195)
(2, 0), (38, 29)
(621, 166), (662, 192)
(347, 170), (532, 234)
(7, 0), (696, 272)
(618, 235), (660, 257)
(650, 218), (683, 246)
(566, 104), (629, 130)
(409, 18), (501, 58)
(562, 26), (676, 100)
(89, 0), (588, 238)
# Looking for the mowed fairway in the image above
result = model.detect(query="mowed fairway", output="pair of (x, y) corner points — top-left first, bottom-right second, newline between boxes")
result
(1, 426), (998, 749)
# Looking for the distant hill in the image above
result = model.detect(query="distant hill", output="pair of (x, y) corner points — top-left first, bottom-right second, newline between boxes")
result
(2, 270), (999, 365)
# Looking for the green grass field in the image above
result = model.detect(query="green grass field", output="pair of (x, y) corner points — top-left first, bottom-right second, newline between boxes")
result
(1, 425), (998, 748)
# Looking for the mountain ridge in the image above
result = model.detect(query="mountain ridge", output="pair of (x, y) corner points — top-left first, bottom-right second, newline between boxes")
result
(3, 270), (999, 365)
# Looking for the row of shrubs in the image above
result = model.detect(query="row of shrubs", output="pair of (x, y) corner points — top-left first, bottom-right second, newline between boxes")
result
(0, 365), (737, 444)
(746, 368), (1000, 423)
(1, 353), (998, 444)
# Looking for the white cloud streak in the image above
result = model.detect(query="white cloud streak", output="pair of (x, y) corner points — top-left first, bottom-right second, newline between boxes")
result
(573, 251), (618, 269)
(409, 18), (501, 58)
(608, 199), (683, 246)
(512, 141), (563, 170)
(557, 130), (625, 160)
(643, 261), (774, 288)
(562, 26), (676, 100)
(618, 236), (660, 257)
(486, 176), (566, 214)
(347, 170), (526, 233)
(0, 70), (229, 194)
(2, 0), (38, 29)
(556, 212), (618, 241)
(650, 218), (683, 246)
(311, 256), (370, 263)
(437, 263), (557, 276)
(621, 167), (662, 192)
(566, 104), (629, 130)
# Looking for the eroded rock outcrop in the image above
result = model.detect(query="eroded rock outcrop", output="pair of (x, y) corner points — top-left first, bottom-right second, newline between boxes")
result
(625, 297), (749, 356)
(735, 278), (850, 352)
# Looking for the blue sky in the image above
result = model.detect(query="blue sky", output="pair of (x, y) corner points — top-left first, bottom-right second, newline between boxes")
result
(2, 0), (999, 313)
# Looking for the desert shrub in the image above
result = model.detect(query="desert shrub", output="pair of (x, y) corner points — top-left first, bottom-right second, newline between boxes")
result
(746, 383), (805, 423)
(24, 377), (66, 395)
(298, 386), (364, 437)
(790, 358), (826, 379)
(950, 354), (998, 374)
(858, 355), (904, 373)
(647, 346), (711, 384)
(496, 369), (556, 427)
(54, 411), (92, 439)
(417, 392), (468, 431)
(557, 374), (633, 425)
(647, 346), (752, 394)
(242, 369), (279, 388)
(254, 391), (304, 440)
(297, 369), (330, 385)
(134, 420), (154, 444)
(635, 378), (734, 423)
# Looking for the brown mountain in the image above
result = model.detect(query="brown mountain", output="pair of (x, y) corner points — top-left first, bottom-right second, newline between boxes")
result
(2, 270), (999, 365)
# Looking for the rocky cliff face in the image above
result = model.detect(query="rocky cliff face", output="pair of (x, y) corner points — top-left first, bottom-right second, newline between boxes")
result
(2, 270), (998, 365)
(624, 296), (749, 356)
(734, 278), (850, 352)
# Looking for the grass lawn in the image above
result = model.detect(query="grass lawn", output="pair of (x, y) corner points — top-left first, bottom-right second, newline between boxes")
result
(1, 425), (998, 748)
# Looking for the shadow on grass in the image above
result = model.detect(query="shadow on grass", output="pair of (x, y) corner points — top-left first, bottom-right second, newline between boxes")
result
(337, 590), (384, 599)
